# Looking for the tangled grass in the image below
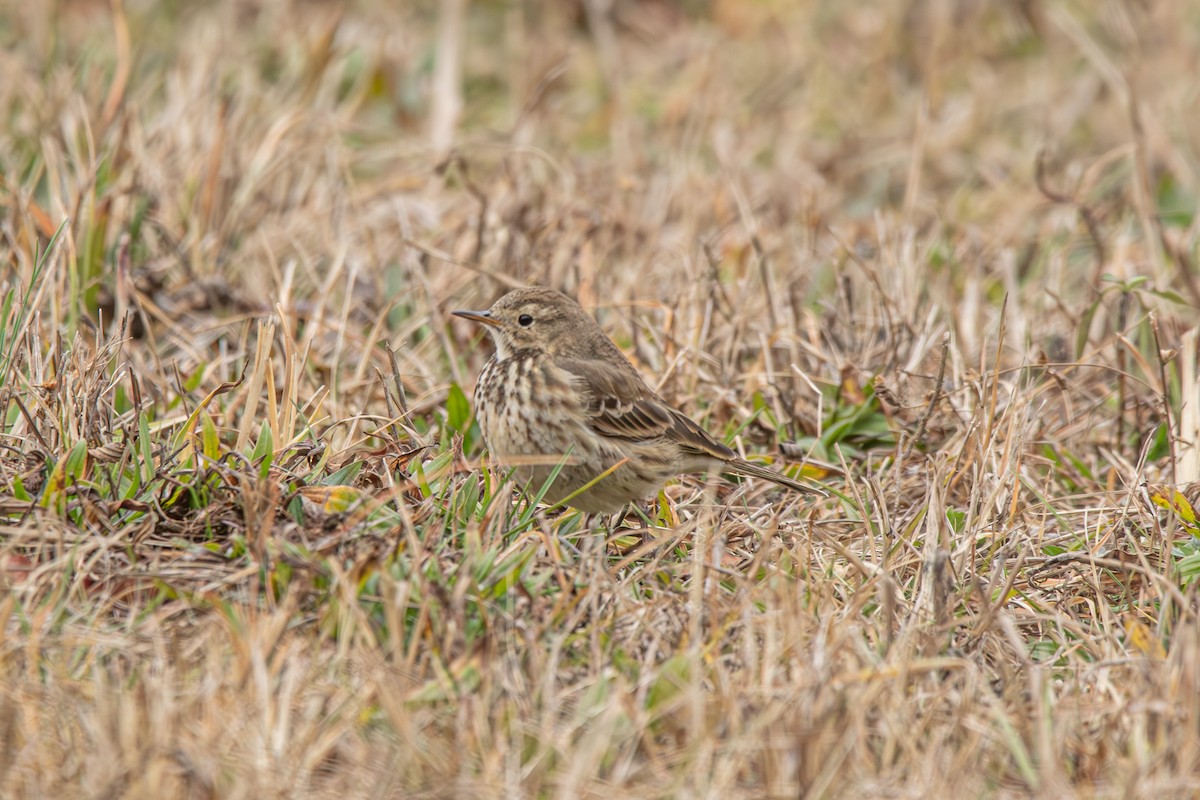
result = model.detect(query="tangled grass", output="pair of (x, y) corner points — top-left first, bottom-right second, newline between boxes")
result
(2, 1), (1200, 797)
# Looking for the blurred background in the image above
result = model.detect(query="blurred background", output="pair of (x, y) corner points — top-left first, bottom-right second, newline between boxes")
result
(6, 1), (1196, 341)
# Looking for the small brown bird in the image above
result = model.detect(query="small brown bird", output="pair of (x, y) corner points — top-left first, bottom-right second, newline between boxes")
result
(453, 287), (822, 514)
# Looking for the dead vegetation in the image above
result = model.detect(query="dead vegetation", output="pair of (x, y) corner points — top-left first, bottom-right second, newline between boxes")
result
(1, 1), (1200, 797)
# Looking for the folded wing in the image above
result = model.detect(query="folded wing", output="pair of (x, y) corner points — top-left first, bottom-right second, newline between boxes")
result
(556, 357), (737, 461)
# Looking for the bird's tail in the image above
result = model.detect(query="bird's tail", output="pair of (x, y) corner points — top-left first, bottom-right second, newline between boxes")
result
(727, 458), (827, 496)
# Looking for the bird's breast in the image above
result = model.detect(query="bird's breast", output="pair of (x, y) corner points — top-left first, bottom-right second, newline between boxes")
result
(474, 353), (589, 460)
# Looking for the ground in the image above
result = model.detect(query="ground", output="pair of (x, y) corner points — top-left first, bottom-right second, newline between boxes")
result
(1, 1), (1200, 797)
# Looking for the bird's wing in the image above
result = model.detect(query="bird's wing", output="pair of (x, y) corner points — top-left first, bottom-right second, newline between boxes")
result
(556, 358), (736, 460)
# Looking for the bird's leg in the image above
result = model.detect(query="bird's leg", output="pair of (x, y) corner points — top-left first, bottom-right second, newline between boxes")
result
(594, 506), (624, 558)
(532, 508), (579, 596)
(544, 506), (585, 559)
(604, 502), (657, 559)
(580, 520), (615, 593)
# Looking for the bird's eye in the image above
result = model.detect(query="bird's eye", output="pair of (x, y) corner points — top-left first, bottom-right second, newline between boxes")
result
(518, 314), (534, 327)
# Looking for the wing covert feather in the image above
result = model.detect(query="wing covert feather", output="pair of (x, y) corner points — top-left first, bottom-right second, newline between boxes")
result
(556, 358), (736, 459)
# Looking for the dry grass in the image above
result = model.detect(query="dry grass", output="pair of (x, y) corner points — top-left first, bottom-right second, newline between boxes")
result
(2, 0), (1200, 797)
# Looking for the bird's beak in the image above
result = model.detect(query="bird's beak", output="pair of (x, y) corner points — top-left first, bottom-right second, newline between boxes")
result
(452, 309), (500, 328)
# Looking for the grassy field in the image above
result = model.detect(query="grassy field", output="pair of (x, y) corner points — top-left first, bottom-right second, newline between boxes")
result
(2, 0), (1200, 797)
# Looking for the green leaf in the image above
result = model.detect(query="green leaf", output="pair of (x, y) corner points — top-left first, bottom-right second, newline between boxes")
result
(1146, 287), (1189, 305)
(200, 409), (221, 462)
(183, 364), (206, 392)
(138, 412), (155, 484)
(446, 383), (471, 434)
(324, 459), (364, 486)
(40, 440), (89, 515)
(1145, 424), (1171, 462)
(1176, 551), (1200, 586)
(251, 420), (274, 479)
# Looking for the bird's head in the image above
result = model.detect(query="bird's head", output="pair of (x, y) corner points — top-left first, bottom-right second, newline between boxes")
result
(453, 287), (607, 360)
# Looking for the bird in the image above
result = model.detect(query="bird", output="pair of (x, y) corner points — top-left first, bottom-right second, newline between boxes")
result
(452, 287), (823, 514)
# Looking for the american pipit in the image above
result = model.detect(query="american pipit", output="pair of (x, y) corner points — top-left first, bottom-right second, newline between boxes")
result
(453, 287), (822, 514)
